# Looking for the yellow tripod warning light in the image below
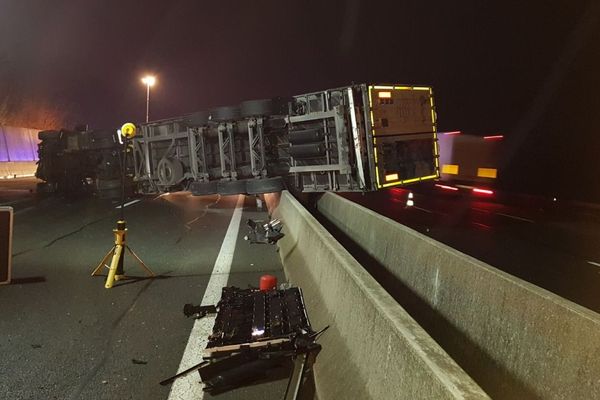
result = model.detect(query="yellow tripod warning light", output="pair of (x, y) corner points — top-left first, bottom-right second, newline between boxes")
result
(91, 122), (154, 288)
(91, 220), (155, 288)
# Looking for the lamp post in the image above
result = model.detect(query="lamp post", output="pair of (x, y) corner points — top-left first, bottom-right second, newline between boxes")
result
(141, 75), (156, 123)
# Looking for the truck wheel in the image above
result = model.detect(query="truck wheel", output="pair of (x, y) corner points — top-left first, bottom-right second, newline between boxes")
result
(210, 105), (241, 122)
(240, 99), (274, 118)
(97, 178), (121, 190)
(97, 179), (122, 199)
(190, 181), (218, 196)
(98, 188), (122, 199)
(217, 179), (247, 196)
(38, 130), (59, 140)
(246, 176), (284, 194)
(157, 158), (184, 186)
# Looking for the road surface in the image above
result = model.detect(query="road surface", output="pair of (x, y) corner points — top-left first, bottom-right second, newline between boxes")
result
(0, 182), (288, 400)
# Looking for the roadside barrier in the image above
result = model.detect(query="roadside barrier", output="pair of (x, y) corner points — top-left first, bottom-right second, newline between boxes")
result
(317, 191), (600, 399)
(273, 191), (489, 400)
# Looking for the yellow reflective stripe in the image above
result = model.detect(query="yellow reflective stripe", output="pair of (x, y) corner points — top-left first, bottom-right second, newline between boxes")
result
(477, 168), (497, 178)
(442, 164), (459, 175)
(380, 174), (438, 188)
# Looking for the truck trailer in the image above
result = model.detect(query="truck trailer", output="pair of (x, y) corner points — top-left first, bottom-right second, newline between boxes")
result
(436, 131), (503, 195)
(131, 83), (440, 195)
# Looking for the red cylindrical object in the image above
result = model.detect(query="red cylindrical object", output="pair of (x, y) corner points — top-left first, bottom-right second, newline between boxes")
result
(259, 275), (277, 291)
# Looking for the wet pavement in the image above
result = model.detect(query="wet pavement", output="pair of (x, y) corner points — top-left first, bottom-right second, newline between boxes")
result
(0, 188), (287, 400)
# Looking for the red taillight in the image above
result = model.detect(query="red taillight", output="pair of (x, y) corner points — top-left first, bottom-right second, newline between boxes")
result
(435, 184), (459, 191)
(473, 187), (494, 195)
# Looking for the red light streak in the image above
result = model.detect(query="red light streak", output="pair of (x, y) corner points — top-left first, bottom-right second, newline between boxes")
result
(472, 187), (494, 195)
(483, 135), (504, 140)
(435, 184), (459, 191)
(442, 131), (461, 136)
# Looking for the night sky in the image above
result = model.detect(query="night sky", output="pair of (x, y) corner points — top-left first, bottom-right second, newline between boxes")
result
(1, 1), (599, 199)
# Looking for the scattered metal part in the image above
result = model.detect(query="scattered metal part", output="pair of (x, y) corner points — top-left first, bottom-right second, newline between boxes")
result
(159, 361), (209, 386)
(183, 304), (217, 319)
(244, 218), (284, 245)
(132, 358), (148, 365)
(161, 286), (326, 400)
(201, 286), (322, 397)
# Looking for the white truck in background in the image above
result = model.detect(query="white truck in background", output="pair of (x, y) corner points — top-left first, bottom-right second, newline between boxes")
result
(436, 132), (503, 195)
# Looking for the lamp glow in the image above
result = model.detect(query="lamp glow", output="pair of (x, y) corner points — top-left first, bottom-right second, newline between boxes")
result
(141, 76), (156, 87)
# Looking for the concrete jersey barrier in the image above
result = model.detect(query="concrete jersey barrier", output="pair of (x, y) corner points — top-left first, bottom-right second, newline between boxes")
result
(0, 162), (37, 178)
(317, 191), (600, 399)
(0, 125), (39, 178)
(272, 191), (490, 400)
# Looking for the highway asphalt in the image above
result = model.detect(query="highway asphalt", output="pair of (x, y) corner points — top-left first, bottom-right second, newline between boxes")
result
(6, 177), (599, 398)
(340, 185), (600, 314)
(0, 181), (288, 400)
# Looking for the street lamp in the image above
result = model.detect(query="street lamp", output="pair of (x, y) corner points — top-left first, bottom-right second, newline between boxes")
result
(141, 75), (156, 123)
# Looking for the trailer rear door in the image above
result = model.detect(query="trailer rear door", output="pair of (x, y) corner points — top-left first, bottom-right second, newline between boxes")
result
(368, 85), (439, 188)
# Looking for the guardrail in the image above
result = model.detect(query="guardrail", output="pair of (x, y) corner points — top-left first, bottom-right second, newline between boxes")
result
(0, 162), (37, 179)
(317, 192), (600, 399)
(0, 125), (39, 178)
(272, 191), (489, 399)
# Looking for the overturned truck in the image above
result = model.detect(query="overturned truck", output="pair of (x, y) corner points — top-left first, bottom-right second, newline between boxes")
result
(34, 83), (440, 197)
(35, 128), (123, 198)
(132, 83), (440, 195)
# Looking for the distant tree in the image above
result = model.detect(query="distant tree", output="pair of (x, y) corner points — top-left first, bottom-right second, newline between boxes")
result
(0, 94), (73, 130)
(0, 53), (75, 130)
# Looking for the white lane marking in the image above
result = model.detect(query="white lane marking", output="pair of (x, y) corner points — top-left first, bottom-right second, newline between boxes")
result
(587, 261), (600, 267)
(168, 195), (244, 400)
(0, 200), (24, 206)
(115, 199), (141, 209)
(472, 222), (491, 230)
(414, 206), (433, 214)
(496, 212), (534, 223)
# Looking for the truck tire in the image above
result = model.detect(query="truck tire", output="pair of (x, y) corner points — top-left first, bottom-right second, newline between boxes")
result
(210, 106), (240, 122)
(289, 143), (326, 158)
(246, 177), (284, 194)
(190, 181), (217, 196)
(97, 178), (121, 190)
(217, 179), (247, 196)
(98, 188), (122, 199)
(157, 158), (184, 186)
(97, 178), (122, 199)
(38, 130), (59, 140)
(240, 99), (274, 118)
